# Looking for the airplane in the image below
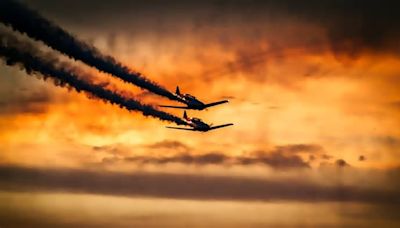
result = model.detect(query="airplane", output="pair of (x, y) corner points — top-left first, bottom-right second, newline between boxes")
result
(160, 86), (229, 110)
(166, 111), (233, 132)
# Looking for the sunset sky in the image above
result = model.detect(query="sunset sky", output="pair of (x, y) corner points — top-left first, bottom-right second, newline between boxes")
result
(1, 0), (400, 227)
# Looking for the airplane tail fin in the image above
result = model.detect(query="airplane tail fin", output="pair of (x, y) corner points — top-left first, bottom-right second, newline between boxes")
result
(183, 110), (188, 120)
(176, 86), (181, 95)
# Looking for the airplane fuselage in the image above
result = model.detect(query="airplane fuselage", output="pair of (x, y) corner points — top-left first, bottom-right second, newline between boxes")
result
(161, 87), (228, 110)
(185, 117), (211, 131)
(166, 110), (233, 132)
(180, 94), (207, 110)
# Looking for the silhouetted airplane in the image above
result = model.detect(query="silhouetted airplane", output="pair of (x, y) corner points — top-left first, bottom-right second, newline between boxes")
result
(166, 111), (233, 132)
(160, 86), (228, 110)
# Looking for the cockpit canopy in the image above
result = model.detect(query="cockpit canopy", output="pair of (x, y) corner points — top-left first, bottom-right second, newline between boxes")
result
(185, 94), (196, 99)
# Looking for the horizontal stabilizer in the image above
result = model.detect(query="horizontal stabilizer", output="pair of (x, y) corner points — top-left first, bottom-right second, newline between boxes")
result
(204, 100), (229, 108)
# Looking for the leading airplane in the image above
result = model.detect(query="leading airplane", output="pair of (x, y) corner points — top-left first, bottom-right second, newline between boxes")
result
(160, 86), (229, 110)
(166, 111), (233, 132)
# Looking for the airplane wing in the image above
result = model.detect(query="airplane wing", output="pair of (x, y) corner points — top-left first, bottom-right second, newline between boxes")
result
(166, 126), (197, 131)
(159, 105), (189, 109)
(204, 100), (229, 108)
(209, 123), (234, 130)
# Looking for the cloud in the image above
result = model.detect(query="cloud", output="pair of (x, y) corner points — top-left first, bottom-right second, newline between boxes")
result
(34, 0), (400, 54)
(10, 0), (398, 94)
(146, 140), (190, 151)
(335, 159), (350, 167)
(235, 150), (310, 169)
(0, 88), (52, 115)
(92, 145), (129, 156)
(374, 136), (400, 148)
(321, 154), (333, 160)
(266, 0), (400, 57)
(272, 144), (323, 154)
(125, 152), (227, 166)
(391, 101), (400, 109)
(20, 0), (400, 84)
(91, 140), (192, 158)
(0, 165), (399, 204)
(107, 151), (311, 169)
(96, 143), (335, 169)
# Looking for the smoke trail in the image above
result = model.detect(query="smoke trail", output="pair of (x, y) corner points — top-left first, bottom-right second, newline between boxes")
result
(0, 0), (184, 103)
(0, 31), (187, 126)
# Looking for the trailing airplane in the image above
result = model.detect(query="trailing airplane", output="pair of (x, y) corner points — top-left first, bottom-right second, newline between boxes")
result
(166, 111), (233, 132)
(160, 86), (228, 110)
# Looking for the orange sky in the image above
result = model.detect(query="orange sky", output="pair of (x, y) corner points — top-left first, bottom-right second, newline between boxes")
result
(1, 1), (400, 227)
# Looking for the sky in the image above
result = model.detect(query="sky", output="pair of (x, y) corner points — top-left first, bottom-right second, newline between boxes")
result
(0, 0), (400, 227)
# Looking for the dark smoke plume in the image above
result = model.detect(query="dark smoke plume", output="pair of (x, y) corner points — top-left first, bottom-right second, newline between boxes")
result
(0, 0), (183, 103)
(0, 31), (187, 126)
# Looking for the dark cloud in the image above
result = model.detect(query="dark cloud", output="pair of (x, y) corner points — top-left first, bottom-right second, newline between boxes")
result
(21, 0), (400, 55)
(92, 146), (105, 151)
(268, 0), (400, 57)
(92, 145), (128, 156)
(91, 140), (190, 157)
(321, 154), (333, 160)
(0, 165), (399, 204)
(239, 144), (324, 169)
(107, 143), (329, 169)
(336, 159), (350, 167)
(125, 152), (227, 166)
(93, 143), (330, 169)
(391, 101), (400, 109)
(374, 136), (400, 148)
(101, 156), (119, 165)
(236, 150), (310, 169)
(125, 152), (309, 169)
(9, 0), (397, 88)
(273, 144), (323, 154)
(147, 140), (190, 151)
(0, 88), (51, 115)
